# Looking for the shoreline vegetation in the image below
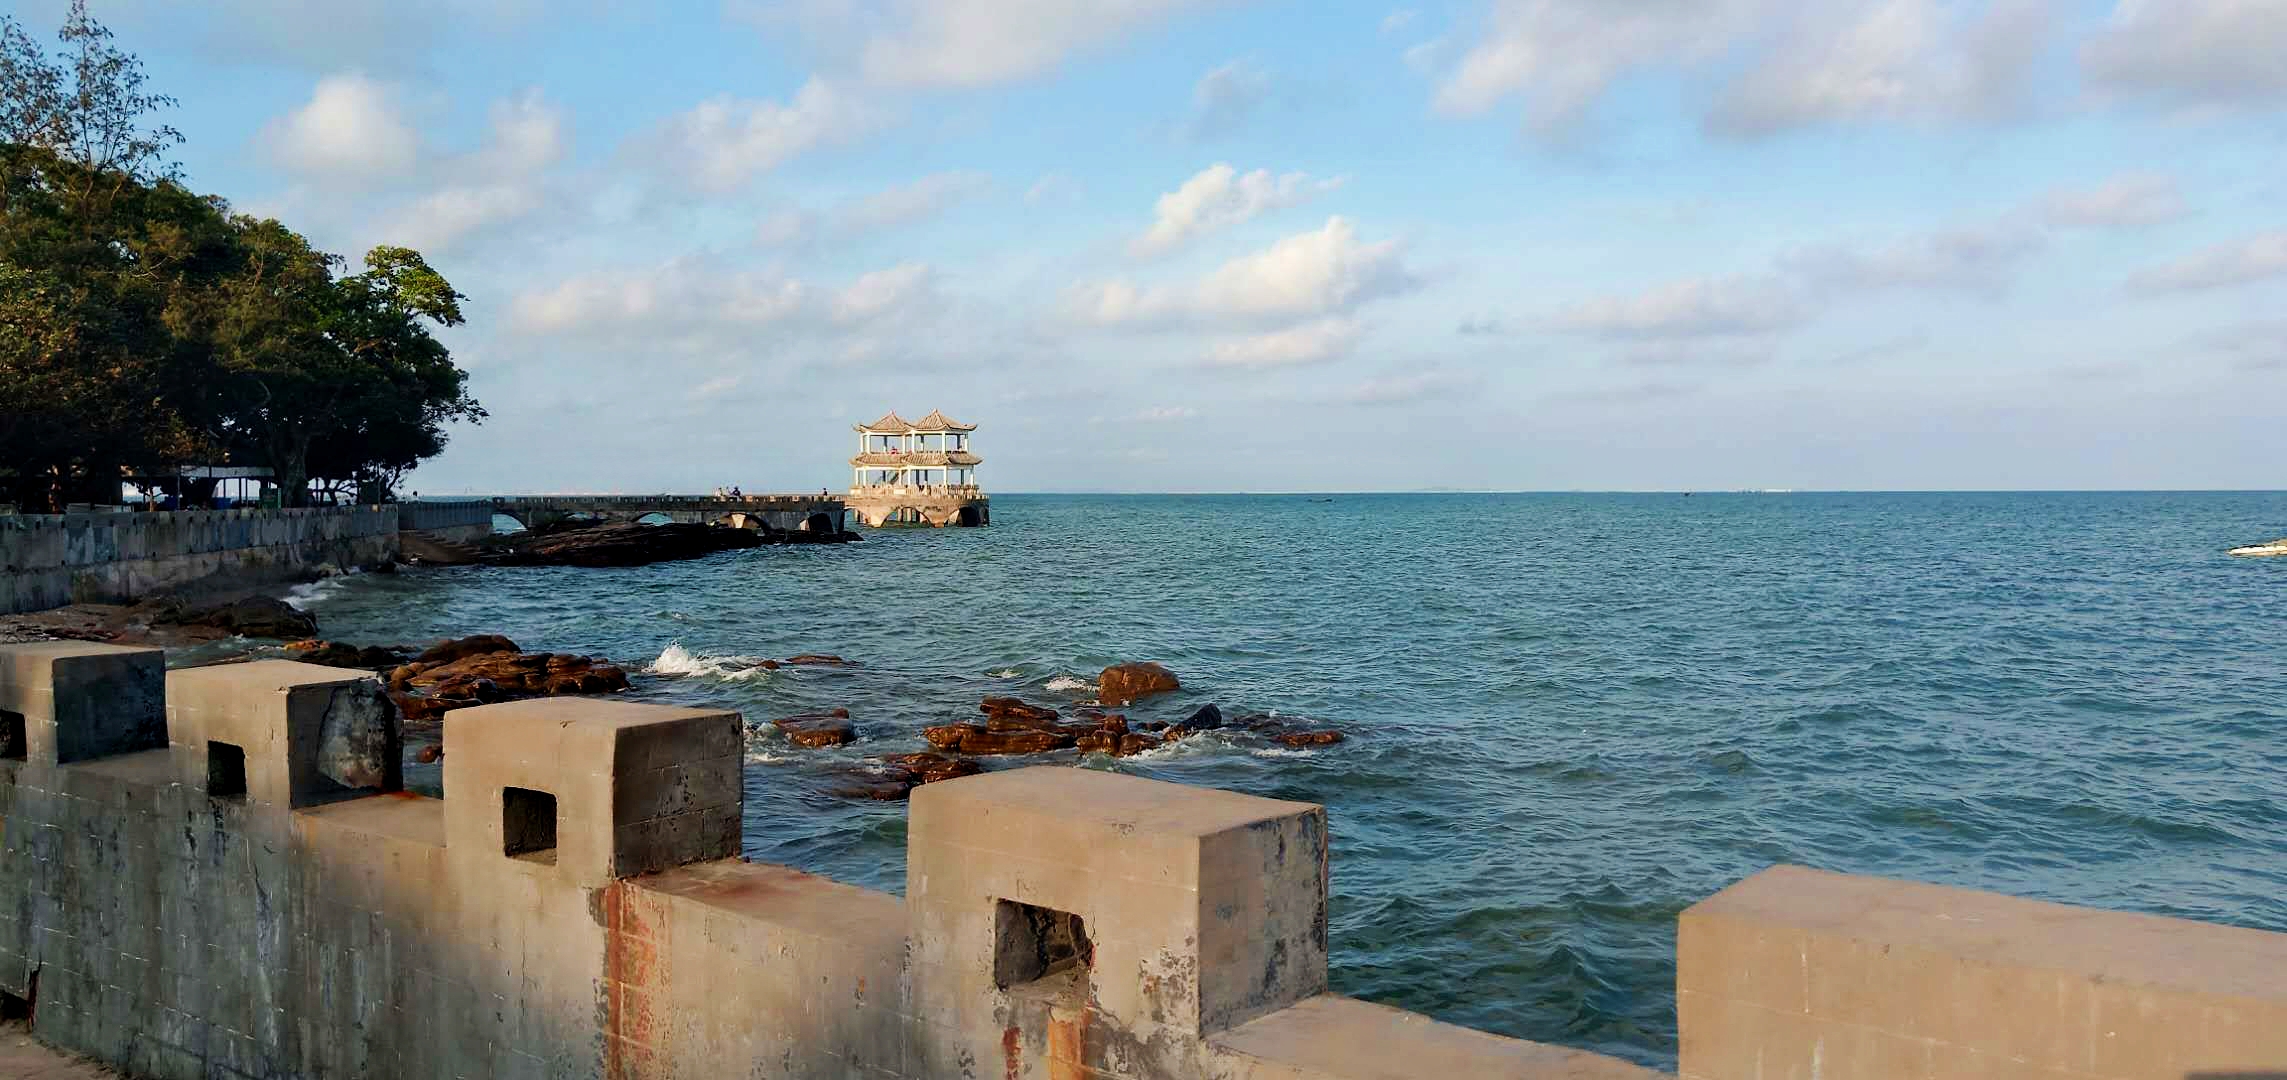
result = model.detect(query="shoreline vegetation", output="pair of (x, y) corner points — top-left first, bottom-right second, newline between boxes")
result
(2, 4), (480, 513)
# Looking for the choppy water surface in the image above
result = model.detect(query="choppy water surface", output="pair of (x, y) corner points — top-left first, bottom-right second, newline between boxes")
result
(301, 493), (2287, 1068)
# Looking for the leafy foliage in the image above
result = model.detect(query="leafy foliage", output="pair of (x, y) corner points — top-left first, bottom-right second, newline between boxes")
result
(0, 3), (479, 509)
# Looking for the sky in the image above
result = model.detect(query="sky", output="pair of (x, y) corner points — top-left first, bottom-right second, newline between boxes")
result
(8, 0), (2286, 493)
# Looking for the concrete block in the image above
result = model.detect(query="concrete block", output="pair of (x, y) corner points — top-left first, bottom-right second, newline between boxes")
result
(0, 642), (166, 764)
(1678, 865), (2287, 1080)
(443, 698), (742, 887)
(166, 660), (395, 807)
(907, 767), (1329, 1078)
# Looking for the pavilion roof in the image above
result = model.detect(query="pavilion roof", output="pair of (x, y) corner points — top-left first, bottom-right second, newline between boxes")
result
(854, 411), (915, 434)
(911, 409), (977, 432)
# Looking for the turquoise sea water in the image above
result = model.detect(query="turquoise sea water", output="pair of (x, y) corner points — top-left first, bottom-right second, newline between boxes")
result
(295, 492), (2287, 1068)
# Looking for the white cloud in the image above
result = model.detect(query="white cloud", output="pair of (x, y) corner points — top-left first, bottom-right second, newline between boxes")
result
(1133, 405), (1197, 421)
(476, 89), (568, 173)
(1087, 216), (1417, 326)
(2083, 0), (2287, 107)
(374, 90), (567, 252)
(833, 262), (935, 323)
(382, 184), (543, 252)
(755, 210), (816, 247)
(509, 262), (811, 335)
(1340, 370), (1467, 405)
(1710, 0), (2050, 136)
(1432, 0), (2050, 136)
(1381, 9), (1419, 34)
(836, 171), (992, 231)
(1203, 317), (1363, 368)
(2128, 231), (2287, 292)
(1431, 0), (1765, 127)
(1185, 60), (1271, 139)
(2039, 174), (2187, 228)
(261, 74), (419, 179)
(1132, 164), (1344, 257)
(1555, 274), (1804, 339)
(1785, 224), (2042, 292)
(777, 0), (1224, 89)
(652, 79), (875, 193)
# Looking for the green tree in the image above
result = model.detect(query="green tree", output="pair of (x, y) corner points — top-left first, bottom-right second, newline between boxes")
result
(1, 3), (481, 510)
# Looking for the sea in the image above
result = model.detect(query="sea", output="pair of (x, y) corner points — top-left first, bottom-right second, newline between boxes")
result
(257, 492), (2287, 1069)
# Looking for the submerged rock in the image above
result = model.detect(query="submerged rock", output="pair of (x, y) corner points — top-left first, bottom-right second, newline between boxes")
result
(285, 639), (414, 670)
(1097, 661), (1180, 706)
(1271, 730), (1345, 748)
(831, 752), (983, 800)
(774, 712), (858, 748)
(1174, 703), (1225, 733)
(783, 654), (859, 667)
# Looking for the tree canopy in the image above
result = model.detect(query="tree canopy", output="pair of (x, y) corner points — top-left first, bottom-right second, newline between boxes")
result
(0, 2), (481, 510)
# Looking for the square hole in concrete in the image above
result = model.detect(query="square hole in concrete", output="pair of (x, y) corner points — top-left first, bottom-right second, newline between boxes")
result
(993, 899), (1093, 995)
(503, 786), (558, 864)
(206, 741), (247, 799)
(0, 709), (24, 762)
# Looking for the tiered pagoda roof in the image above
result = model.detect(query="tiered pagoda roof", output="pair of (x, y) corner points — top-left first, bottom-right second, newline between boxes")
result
(854, 410), (976, 434)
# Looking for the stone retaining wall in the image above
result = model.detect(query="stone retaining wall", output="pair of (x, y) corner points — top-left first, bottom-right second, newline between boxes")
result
(0, 508), (398, 614)
(0, 640), (2281, 1079)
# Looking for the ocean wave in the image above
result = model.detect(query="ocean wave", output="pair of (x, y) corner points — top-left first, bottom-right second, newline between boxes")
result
(283, 573), (354, 611)
(1044, 675), (1093, 693)
(988, 668), (1021, 678)
(649, 643), (773, 681)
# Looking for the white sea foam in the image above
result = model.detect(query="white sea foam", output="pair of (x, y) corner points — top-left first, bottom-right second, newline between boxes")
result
(283, 573), (353, 611)
(649, 643), (772, 681)
(988, 668), (1021, 678)
(1044, 675), (1092, 693)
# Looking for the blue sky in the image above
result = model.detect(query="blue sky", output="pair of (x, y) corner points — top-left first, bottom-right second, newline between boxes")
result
(10, 0), (2285, 492)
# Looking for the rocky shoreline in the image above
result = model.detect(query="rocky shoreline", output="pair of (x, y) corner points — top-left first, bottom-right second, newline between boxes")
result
(2, 593), (1348, 805)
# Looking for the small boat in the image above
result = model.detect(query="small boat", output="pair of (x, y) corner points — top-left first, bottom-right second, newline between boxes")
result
(2227, 538), (2287, 557)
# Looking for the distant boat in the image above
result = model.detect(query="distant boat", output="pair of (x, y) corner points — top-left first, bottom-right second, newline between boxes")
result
(2227, 538), (2287, 557)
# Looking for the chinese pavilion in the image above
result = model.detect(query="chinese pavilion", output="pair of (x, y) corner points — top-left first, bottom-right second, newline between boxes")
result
(846, 410), (990, 527)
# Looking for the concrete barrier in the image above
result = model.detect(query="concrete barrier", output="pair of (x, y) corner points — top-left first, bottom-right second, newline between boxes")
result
(0, 507), (397, 614)
(1677, 865), (2287, 1079)
(1, 641), (2281, 1079)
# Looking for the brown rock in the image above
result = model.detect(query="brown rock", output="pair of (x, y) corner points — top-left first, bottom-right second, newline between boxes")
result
(783, 654), (858, 667)
(414, 634), (520, 664)
(1097, 662), (1180, 707)
(1117, 733), (1163, 756)
(954, 728), (1074, 754)
(879, 752), (984, 785)
(1074, 730), (1119, 755)
(923, 723), (981, 750)
(775, 713), (857, 748)
(1272, 730), (1345, 748)
(414, 744), (444, 764)
(980, 697), (1060, 723)
(153, 596), (318, 640)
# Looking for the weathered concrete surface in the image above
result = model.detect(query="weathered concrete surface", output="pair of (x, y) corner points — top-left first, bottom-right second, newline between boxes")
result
(492, 495), (844, 534)
(1, 507), (398, 615)
(1677, 864), (2287, 1079)
(7, 639), (2281, 1079)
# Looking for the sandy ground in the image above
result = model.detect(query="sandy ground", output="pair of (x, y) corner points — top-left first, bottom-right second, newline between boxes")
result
(0, 1021), (122, 1078)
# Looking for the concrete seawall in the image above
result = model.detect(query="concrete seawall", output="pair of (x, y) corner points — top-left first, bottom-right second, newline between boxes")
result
(0, 641), (2281, 1079)
(0, 508), (399, 615)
